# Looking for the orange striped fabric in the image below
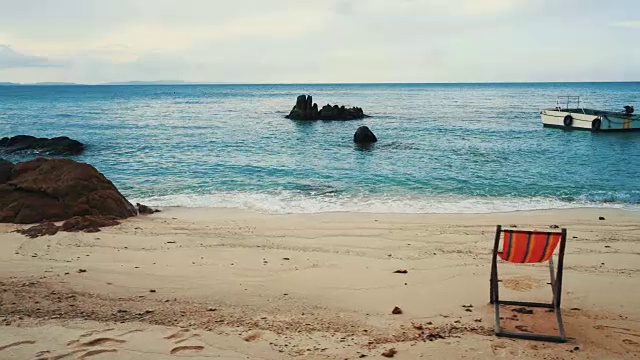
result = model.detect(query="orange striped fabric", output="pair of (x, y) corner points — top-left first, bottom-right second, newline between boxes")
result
(498, 230), (561, 263)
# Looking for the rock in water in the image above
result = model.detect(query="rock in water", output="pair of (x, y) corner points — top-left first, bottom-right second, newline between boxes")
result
(0, 135), (85, 155)
(0, 159), (13, 184)
(286, 95), (312, 120)
(353, 126), (378, 144)
(285, 95), (367, 120)
(0, 158), (137, 224)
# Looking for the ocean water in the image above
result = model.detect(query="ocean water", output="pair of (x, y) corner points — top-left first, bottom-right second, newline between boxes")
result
(1, 83), (639, 213)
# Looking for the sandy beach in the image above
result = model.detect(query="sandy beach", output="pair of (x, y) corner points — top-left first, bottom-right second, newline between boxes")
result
(1, 207), (639, 359)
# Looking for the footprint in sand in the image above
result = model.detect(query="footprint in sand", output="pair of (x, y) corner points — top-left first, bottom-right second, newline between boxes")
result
(163, 329), (205, 355)
(115, 329), (144, 337)
(502, 275), (543, 292)
(78, 328), (116, 339)
(36, 349), (86, 360)
(242, 332), (262, 342)
(35, 350), (51, 357)
(44, 330), (127, 360)
(41, 330), (140, 360)
(78, 349), (118, 359)
(0, 340), (37, 352)
(490, 342), (508, 356)
(174, 334), (202, 344)
(164, 329), (190, 340)
(79, 338), (126, 347)
(170, 346), (205, 355)
(623, 339), (640, 347)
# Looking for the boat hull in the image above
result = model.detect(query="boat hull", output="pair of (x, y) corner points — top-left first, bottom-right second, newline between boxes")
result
(540, 110), (640, 131)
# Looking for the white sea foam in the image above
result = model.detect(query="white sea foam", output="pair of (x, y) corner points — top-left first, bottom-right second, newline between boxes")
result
(131, 191), (636, 214)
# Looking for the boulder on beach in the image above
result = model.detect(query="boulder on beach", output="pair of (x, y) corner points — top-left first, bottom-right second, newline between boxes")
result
(353, 126), (378, 144)
(136, 203), (160, 215)
(0, 157), (137, 224)
(285, 95), (367, 120)
(0, 135), (85, 156)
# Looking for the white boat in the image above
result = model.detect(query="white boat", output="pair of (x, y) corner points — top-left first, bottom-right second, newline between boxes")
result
(540, 96), (639, 131)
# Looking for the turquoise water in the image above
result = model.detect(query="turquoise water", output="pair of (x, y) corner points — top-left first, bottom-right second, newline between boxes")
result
(2, 83), (639, 213)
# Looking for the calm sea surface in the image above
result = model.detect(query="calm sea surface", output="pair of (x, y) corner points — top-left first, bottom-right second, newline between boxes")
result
(1, 83), (639, 213)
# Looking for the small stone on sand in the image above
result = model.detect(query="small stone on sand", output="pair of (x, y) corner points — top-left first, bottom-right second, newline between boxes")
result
(382, 348), (397, 358)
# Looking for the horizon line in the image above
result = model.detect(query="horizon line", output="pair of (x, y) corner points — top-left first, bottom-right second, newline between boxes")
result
(2, 80), (640, 86)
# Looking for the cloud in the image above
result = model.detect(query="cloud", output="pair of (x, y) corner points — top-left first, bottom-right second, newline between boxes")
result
(612, 21), (640, 28)
(97, 6), (331, 54)
(336, 0), (529, 18)
(0, 45), (63, 69)
(0, 0), (639, 83)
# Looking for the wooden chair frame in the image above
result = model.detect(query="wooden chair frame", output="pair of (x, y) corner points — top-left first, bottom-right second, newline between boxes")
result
(489, 225), (568, 343)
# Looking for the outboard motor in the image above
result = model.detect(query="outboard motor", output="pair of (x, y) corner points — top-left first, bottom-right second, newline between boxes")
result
(624, 105), (634, 115)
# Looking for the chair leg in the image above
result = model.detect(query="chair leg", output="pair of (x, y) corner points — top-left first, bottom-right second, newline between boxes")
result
(493, 256), (567, 343)
(490, 225), (501, 304)
(555, 305), (567, 340)
(490, 255), (500, 304)
(548, 257), (557, 307)
(491, 258), (501, 334)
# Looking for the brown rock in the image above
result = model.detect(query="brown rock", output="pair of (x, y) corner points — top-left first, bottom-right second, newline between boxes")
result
(381, 348), (397, 358)
(0, 158), (136, 224)
(14, 222), (60, 238)
(136, 203), (159, 215)
(60, 215), (120, 232)
(0, 159), (13, 184)
(391, 306), (403, 314)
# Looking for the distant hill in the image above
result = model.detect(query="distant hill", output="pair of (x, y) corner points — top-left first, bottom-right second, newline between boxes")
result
(0, 82), (80, 86)
(101, 80), (192, 85)
(31, 82), (81, 86)
(0, 80), (236, 86)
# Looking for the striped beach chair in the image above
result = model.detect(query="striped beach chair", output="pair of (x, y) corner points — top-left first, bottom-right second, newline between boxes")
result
(489, 225), (568, 342)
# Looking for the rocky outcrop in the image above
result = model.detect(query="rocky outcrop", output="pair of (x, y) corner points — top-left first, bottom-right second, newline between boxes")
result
(60, 215), (121, 233)
(0, 158), (137, 224)
(0, 135), (85, 155)
(286, 95), (367, 120)
(15, 222), (60, 238)
(353, 126), (378, 144)
(0, 159), (13, 184)
(14, 215), (121, 238)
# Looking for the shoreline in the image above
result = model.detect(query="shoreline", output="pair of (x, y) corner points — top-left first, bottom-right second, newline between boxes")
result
(148, 205), (640, 216)
(129, 193), (640, 215)
(1, 207), (639, 359)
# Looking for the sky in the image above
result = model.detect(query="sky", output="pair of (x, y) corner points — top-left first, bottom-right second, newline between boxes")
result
(0, 0), (639, 84)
